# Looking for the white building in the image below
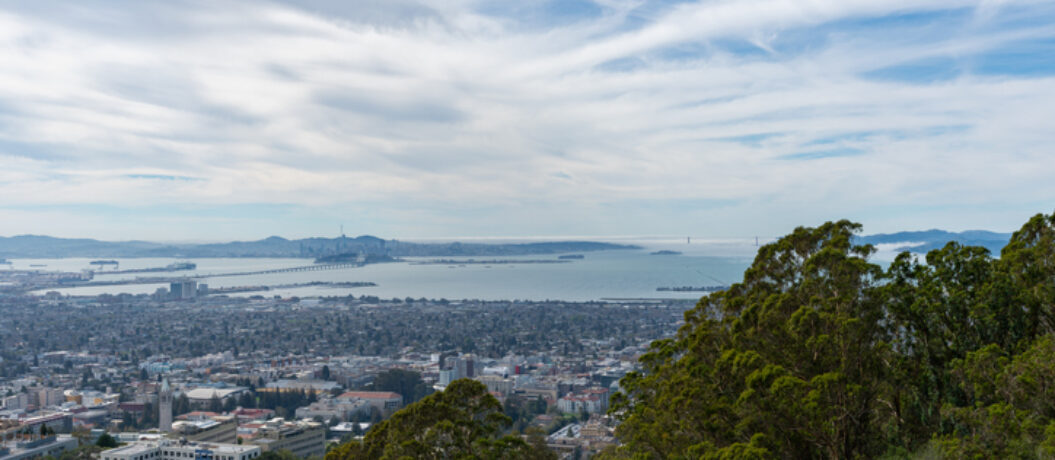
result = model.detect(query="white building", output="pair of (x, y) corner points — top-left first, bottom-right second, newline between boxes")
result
(0, 435), (77, 460)
(183, 387), (248, 409)
(100, 439), (259, 460)
(247, 419), (326, 459)
(476, 375), (514, 396)
(294, 398), (368, 422)
(1, 394), (28, 411)
(22, 388), (66, 409)
(263, 380), (340, 394)
(336, 392), (403, 416)
(557, 388), (610, 415)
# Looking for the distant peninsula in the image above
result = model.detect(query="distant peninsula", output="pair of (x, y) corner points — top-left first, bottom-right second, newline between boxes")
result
(0, 234), (640, 258)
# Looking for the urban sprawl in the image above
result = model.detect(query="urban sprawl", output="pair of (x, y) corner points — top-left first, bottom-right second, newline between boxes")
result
(0, 274), (692, 459)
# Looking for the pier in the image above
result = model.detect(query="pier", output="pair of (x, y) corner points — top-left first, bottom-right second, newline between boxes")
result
(46, 263), (365, 291)
(208, 281), (376, 294)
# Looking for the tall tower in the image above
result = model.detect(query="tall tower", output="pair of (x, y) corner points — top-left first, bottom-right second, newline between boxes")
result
(159, 378), (173, 432)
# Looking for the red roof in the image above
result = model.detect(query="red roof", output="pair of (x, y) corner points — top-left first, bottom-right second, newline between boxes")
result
(338, 391), (401, 400)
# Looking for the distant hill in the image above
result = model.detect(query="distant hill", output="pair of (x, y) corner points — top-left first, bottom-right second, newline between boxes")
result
(0, 234), (639, 258)
(0, 235), (166, 258)
(855, 229), (1012, 254)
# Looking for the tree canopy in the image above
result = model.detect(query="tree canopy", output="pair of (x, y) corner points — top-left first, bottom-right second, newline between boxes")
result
(604, 211), (1055, 459)
(326, 378), (554, 460)
(368, 368), (432, 404)
(95, 433), (119, 448)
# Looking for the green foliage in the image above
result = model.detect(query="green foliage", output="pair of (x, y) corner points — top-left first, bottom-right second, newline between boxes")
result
(258, 450), (299, 460)
(504, 394), (548, 432)
(326, 379), (554, 460)
(257, 388), (314, 417)
(95, 433), (119, 448)
(605, 211), (1055, 459)
(59, 445), (103, 460)
(175, 393), (192, 415)
(368, 368), (432, 404)
(607, 221), (889, 459)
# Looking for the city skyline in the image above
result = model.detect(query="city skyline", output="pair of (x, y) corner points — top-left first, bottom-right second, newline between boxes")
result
(0, 0), (1052, 240)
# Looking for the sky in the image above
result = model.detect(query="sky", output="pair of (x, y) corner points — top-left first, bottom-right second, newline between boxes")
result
(0, 0), (1053, 242)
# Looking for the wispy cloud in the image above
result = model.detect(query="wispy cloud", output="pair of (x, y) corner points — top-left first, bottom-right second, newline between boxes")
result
(0, 0), (1052, 239)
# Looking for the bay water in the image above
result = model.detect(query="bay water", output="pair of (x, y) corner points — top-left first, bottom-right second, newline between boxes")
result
(12, 237), (762, 301)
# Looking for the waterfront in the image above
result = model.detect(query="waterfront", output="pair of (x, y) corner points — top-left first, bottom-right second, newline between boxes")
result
(12, 238), (759, 301)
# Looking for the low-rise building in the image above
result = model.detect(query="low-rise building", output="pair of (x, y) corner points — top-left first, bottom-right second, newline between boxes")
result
(263, 380), (340, 395)
(1, 395), (28, 411)
(475, 375), (514, 397)
(579, 415), (616, 449)
(0, 435), (77, 460)
(14, 413), (72, 435)
(183, 388), (248, 409)
(294, 398), (368, 422)
(230, 408), (275, 424)
(72, 409), (109, 428)
(247, 419), (325, 459)
(100, 439), (260, 460)
(515, 382), (559, 404)
(335, 392), (402, 417)
(556, 387), (609, 415)
(169, 416), (238, 444)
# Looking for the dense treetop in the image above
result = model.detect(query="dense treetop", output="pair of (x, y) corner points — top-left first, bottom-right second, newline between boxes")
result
(602, 211), (1055, 459)
(322, 211), (1055, 459)
(325, 379), (554, 460)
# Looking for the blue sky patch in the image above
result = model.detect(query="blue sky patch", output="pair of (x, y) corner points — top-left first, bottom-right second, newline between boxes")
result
(779, 148), (866, 161)
(715, 133), (783, 147)
(971, 37), (1055, 77)
(124, 174), (201, 182)
(862, 57), (962, 83)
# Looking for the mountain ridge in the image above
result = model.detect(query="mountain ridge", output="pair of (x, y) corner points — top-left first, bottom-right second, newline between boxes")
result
(0, 234), (639, 258)
(855, 229), (1011, 254)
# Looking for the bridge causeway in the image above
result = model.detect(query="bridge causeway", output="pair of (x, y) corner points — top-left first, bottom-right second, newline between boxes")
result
(205, 263), (361, 278)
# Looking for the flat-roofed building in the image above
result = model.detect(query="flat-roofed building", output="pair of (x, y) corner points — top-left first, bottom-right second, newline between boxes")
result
(336, 391), (402, 416)
(169, 416), (237, 444)
(100, 439), (260, 460)
(556, 387), (610, 415)
(0, 435), (77, 460)
(476, 375), (514, 397)
(230, 408), (275, 424)
(294, 398), (368, 422)
(247, 419), (325, 459)
(13, 413), (72, 435)
(263, 380), (341, 395)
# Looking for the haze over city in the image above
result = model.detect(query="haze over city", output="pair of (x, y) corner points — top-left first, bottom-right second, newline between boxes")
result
(0, 0), (1052, 241)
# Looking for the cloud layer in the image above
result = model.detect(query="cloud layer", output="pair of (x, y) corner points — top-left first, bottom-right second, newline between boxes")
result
(0, 0), (1053, 240)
